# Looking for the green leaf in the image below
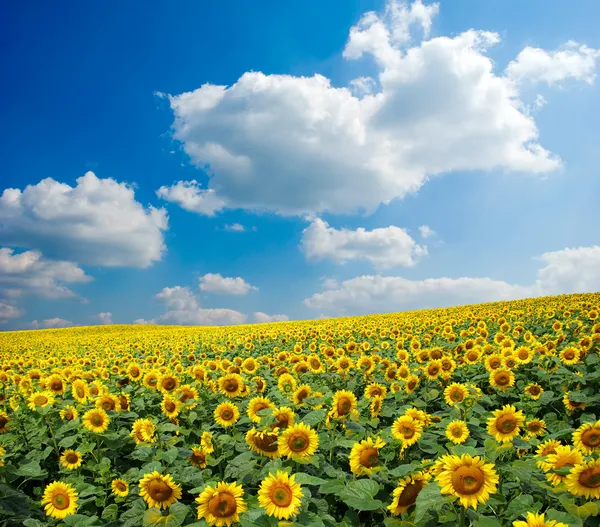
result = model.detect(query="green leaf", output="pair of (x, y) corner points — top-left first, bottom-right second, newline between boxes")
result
(162, 446), (179, 464)
(544, 509), (582, 527)
(101, 504), (119, 521)
(319, 479), (346, 495)
(303, 409), (326, 426)
(339, 479), (383, 511)
(414, 482), (449, 524)
(63, 515), (103, 527)
(388, 463), (420, 478)
(473, 517), (502, 527)
(383, 519), (413, 527)
(504, 494), (534, 521)
(294, 473), (327, 485)
(13, 460), (47, 478)
(58, 435), (78, 448)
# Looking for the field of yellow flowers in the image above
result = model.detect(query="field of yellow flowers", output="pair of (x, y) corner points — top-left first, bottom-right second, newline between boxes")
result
(0, 293), (599, 527)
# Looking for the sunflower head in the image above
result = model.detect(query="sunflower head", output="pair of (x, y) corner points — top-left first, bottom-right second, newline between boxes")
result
(446, 421), (470, 445)
(573, 420), (600, 454)
(111, 478), (129, 497)
(565, 458), (600, 499)
(60, 450), (83, 470)
(246, 428), (281, 459)
(388, 472), (431, 515)
(486, 405), (524, 443)
(139, 471), (182, 510)
(278, 422), (319, 461)
(258, 471), (303, 520)
(82, 408), (110, 434)
(41, 481), (79, 519)
(214, 402), (240, 428)
(349, 436), (386, 476)
(196, 481), (248, 526)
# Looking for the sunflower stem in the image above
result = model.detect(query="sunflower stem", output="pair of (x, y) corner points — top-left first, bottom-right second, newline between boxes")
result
(45, 418), (60, 461)
(459, 506), (466, 527)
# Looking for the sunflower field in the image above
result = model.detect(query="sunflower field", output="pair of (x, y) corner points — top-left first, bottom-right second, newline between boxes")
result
(1, 293), (600, 527)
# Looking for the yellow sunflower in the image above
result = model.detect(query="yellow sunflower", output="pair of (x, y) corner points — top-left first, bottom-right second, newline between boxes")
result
(563, 391), (587, 413)
(201, 431), (215, 454)
(59, 450), (83, 470)
(188, 446), (208, 468)
(349, 436), (386, 476)
(28, 390), (55, 411)
(246, 428), (280, 459)
(330, 390), (358, 420)
(82, 408), (110, 434)
(161, 395), (181, 419)
(388, 472), (431, 515)
(525, 419), (546, 438)
(59, 405), (79, 421)
(258, 471), (303, 520)
(218, 374), (244, 398)
(540, 445), (584, 486)
(131, 418), (156, 444)
(391, 416), (423, 447)
(364, 382), (387, 400)
(446, 421), (470, 444)
(111, 478), (129, 497)
(565, 458), (600, 499)
(370, 396), (383, 419)
(292, 384), (312, 407)
(71, 379), (88, 403)
(435, 453), (499, 509)
(524, 383), (544, 400)
(139, 471), (182, 510)
(0, 412), (10, 434)
(559, 346), (580, 365)
(214, 402), (240, 427)
(278, 422), (319, 461)
(572, 420), (600, 454)
(486, 405), (525, 443)
(272, 407), (295, 430)
(247, 396), (275, 423)
(513, 512), (568, 527)
(489, 369), (515, 391)
(42, 481), (78, 519)
(196, 481), (247, 527)
(444, 383), (468, 407)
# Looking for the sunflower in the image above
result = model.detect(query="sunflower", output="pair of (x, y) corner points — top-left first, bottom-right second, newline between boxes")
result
(257, 471), (303, 520)
(214, 402), (240, 427)
(572, 420), (600, 454)
(364, 383), (387, 400)
(82, 408), (110, 434)
(559, 346), (580, 365)
(446, 421), (470, 444)
(158, 373), (180, 394)
(201, 431), (215, 454)
(130, 418), (156, 444)
(277, 373), (297, 394)
(46, 374), (66, 394)
(189, 446), (208, 468)
(525, 419), (546, 438)
(246, 428), (280, 459)
(388, 472), (431, 515)
(392, 416), (423, 447)
(424, 359), (442, 380)
(42, 481), (78, 519)
(535, 439), (562, 458)
(514, 346), (533, 364)
(513, 512), (568, 527)
(370, 396), (383, 418)
(444, 383), (468, 406)
(484, 354), (504, 372)
(218, 374), (244, 398)
(292, 384), (312, 407)
(405, 375), (420, 393)
(28, 390), (55, 411)
(0, 445), (5, 467)
(96, 394), (121, 412)
(278, 422), (319, 461)
(161, 395), (181, 419)
(272, 407), (295, 430)
(349, 436), (386, 476)
(60, 450), (83, 470)
(563, 391), (587, 413)
(247, 396), (275, 423)
(196, 481), (247, 527)
(139, 471), (182, 510)
(540, 445), (584, 486)
(489, 369), (515, 391)
(524, 383), (544, 400)
(404, 407), (430, 427)
(486, 405), (525, 443)
(435, 453), (499, 509)
(330, 390), (358, 420)
(127, 363), (143, 382)
(71, 380), (88, 403)
(111, 478), (129, 497)
(59, 405), (78, 421)
(565, 458), (600, 499)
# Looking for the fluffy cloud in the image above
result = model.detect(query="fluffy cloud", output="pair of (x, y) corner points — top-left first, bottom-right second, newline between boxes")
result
(162, 0), (592, 216)
(156, 180), (225, 216)
(96, 312), (113, 325)
(304, 245), (600, 316)
(149, 286), (246, 325)
(199, 273), (258, 295)
(0, 301), (23, 323)
(0, 172), (168, 268)
(28, 318), (76, 329)
(254, 312), (289, 323)
(418, 225), (435, 239)
(0, 248), (92, 299)
(223, 223), (245, 232)
(301, 218), (426, 268)
(506, 41), (600, 85)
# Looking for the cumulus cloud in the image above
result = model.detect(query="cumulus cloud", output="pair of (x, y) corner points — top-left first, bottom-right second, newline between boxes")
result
(199, 273), (258, 295)
(96, 312), (113, 325)
(0, 248), (92, 299)
(301, 218), (426, 268)
(418, 225), (435, 239)
(253, 312), (289, 323)
(160, 0), (592, 217)
(0, 172), (168, 268)
(156, 180), (225, 216)
(153, 286), (246, 325)
(0, 301), (23, 323)
(304, 244), (600, 316)
(506, 41), (600, 85)
(223, 223), (246, 232)
(28, 318), (76, 329)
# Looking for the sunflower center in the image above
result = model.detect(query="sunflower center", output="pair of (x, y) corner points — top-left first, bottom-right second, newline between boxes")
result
(116, 482), (127, 492)
(495, 373), (510, 386)
(208, 492), (237, 517)
(50, 380), (63, 391)
(582, 430), (600, 448)
(428, 365), (440, 375)
(147, 479), (173, 502)
(271, 484), (293, 507)
(337, 399), (352, 416)
(253, 433), (279, 452)
(102, 400), (115, 411)
(224, 380), (238, 393)
(165, 401), (176, 412)
(407, 380), (417, 390)
(34, 395), (48, 405)
(397, 481), (424, 506)
(52, 492), (70, 510)
(579, 468), (600, 488)
(289, 434), (308, 452)
(91, 414), (104, 426)
(528, 422), (542, 432)
(452, 427), (463, 437)
(359, 447), (379, 468)
(191, 452), (206, 464)
(402, 425), (415, 439)
(529, 386), (541, 395)
(490, 359), (501, 369)
(450, 390), (464, 402)
(496, 415), (517, 434)
(276, 416), (290, 429)
(90, 387), (100, 395)
(66, 453), (79, 464)
(221, 409), (233, 420)
(64, 410), (74, 420)
(451, 466), (485, 495)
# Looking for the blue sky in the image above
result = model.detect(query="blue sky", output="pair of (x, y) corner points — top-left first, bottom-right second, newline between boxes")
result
(1, 0), (599, 329)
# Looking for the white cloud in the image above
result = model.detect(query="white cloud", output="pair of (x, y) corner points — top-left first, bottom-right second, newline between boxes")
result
(349, 76), (377, 96)
(28, 318), (76, 329)
(418, 225), (435, 239)
(0, 172), (168, 268)
(134, 318), (156, 325)
(0, 248), (92, 299)
(164, 0), (579, 217)
(304, 244), (600, 316)
(153, 286), (246, 325)
(224, 223), (246, 232)
(301, 218), (426, 268)
(199, 273), (258, 295)
(253, 312), (289, 323)
(96, 312), (113, 325)
(156, 180), (225, 216)
(506, 41), (600, 85)
(0, 301), (23, 323)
